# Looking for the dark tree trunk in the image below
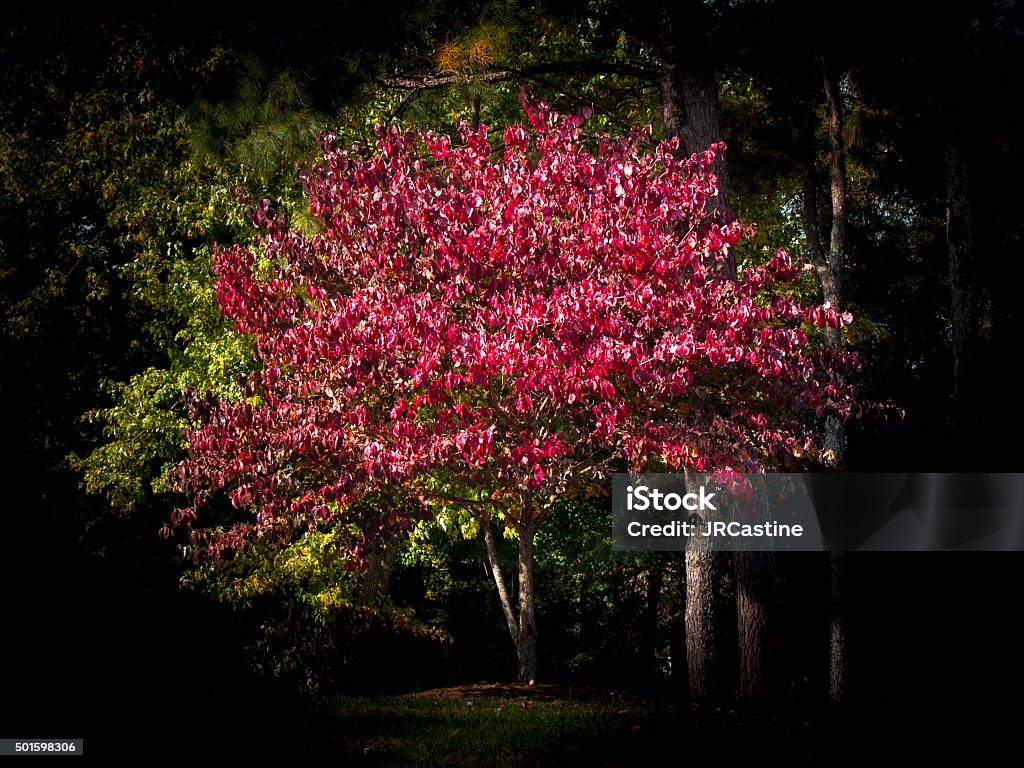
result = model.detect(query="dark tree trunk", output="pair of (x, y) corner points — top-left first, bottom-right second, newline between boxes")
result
(658, 28), (734, 699)
(806, 62), (852, 702)
(945, 111), (991, 418)
(730, 479), (776, 699)
(822, 64), (848, 467)
(823, 65), (849, 703)
(822, 63), (847, 346)
(658, 60), (737, 290)
(829, 549), (847, 702)
(734, 549), (775, 699)
(685, 544), (721, 698)
(658, 60), (731, 224)
(355, 528), (401, 603)
(684, 469), (722, 700)
(516, 517), (539, 684)
(469, 93), (481, 131)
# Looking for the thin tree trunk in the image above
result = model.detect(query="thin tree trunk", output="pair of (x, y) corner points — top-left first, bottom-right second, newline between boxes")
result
(828, 550), (847, 701)
(516, 516), (539, 684)
(824, 65), (848, 703)
(945, 118), (973, 400)
(823, 64), (846, 345)
(822, 64), (848, 467)
(469, 93), (481, 131)
(807, 62), (851, 702)
(484, 508), (542, 684)
(482, 515), (519, 650)
(945, 111), (991, 413)
(734, 549), (775, 699)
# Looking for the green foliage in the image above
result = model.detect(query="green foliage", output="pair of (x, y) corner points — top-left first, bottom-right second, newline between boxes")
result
(184, 530), (446, 690)
(524, 5), (661, 135)
(395, 493), (674, 686)
(535, 497), (670, 683)
(190, 55), (328, 186)
(69, 155), (260, 510)
(400, 523), (496, 618)
(69, 51), (332, 511)
(0, 25), (197, 470)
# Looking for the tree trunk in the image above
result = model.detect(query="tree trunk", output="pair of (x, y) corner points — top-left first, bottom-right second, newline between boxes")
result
(822, 64), (846, 346)
(658, 60), (731, 224)
(730, 478), (776, 699)
(734, 549), (775, 699)
(659, 39), (733, 700)
(482, 515), (519, 650)
(823, 65), (849, 704)
(822, 64), (848, 468)
(684, 468), (721, 699)
(516, 517), (539, 684)
(806, 62), (852, 702)
(945, 111), (991, 417)
(685, 544), (721, 698)
(469, 93), (481, 131)
(355, 527), (401, 603)
(658, 60), (736, 283)
(945, 117), (973, 399)
(483, 512), (539, 683)
(828, 549), (847, 701)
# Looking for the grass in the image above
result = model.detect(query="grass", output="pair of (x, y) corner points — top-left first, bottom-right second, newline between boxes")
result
(312, 685), (829, 766)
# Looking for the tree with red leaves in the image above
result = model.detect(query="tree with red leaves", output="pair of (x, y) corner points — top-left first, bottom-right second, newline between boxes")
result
(171, 94), (861, 682)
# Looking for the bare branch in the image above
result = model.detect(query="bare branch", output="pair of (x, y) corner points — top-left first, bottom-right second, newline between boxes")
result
(377, 61), (656, 91)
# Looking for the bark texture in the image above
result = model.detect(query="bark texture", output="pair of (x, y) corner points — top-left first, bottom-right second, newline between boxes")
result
(658, 61), (731, 223)
(355, 528), (401, 603)
(516, 517), (539, 684)
(685, 546), (721, 698)
(659, 27), (733, 698)
(734, 549), (775, 699)
(829, 549), (847, 702)
(483, 512), (539, 684)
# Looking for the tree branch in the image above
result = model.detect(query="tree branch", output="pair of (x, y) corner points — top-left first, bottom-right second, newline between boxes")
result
(377, 61), (656, 91)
